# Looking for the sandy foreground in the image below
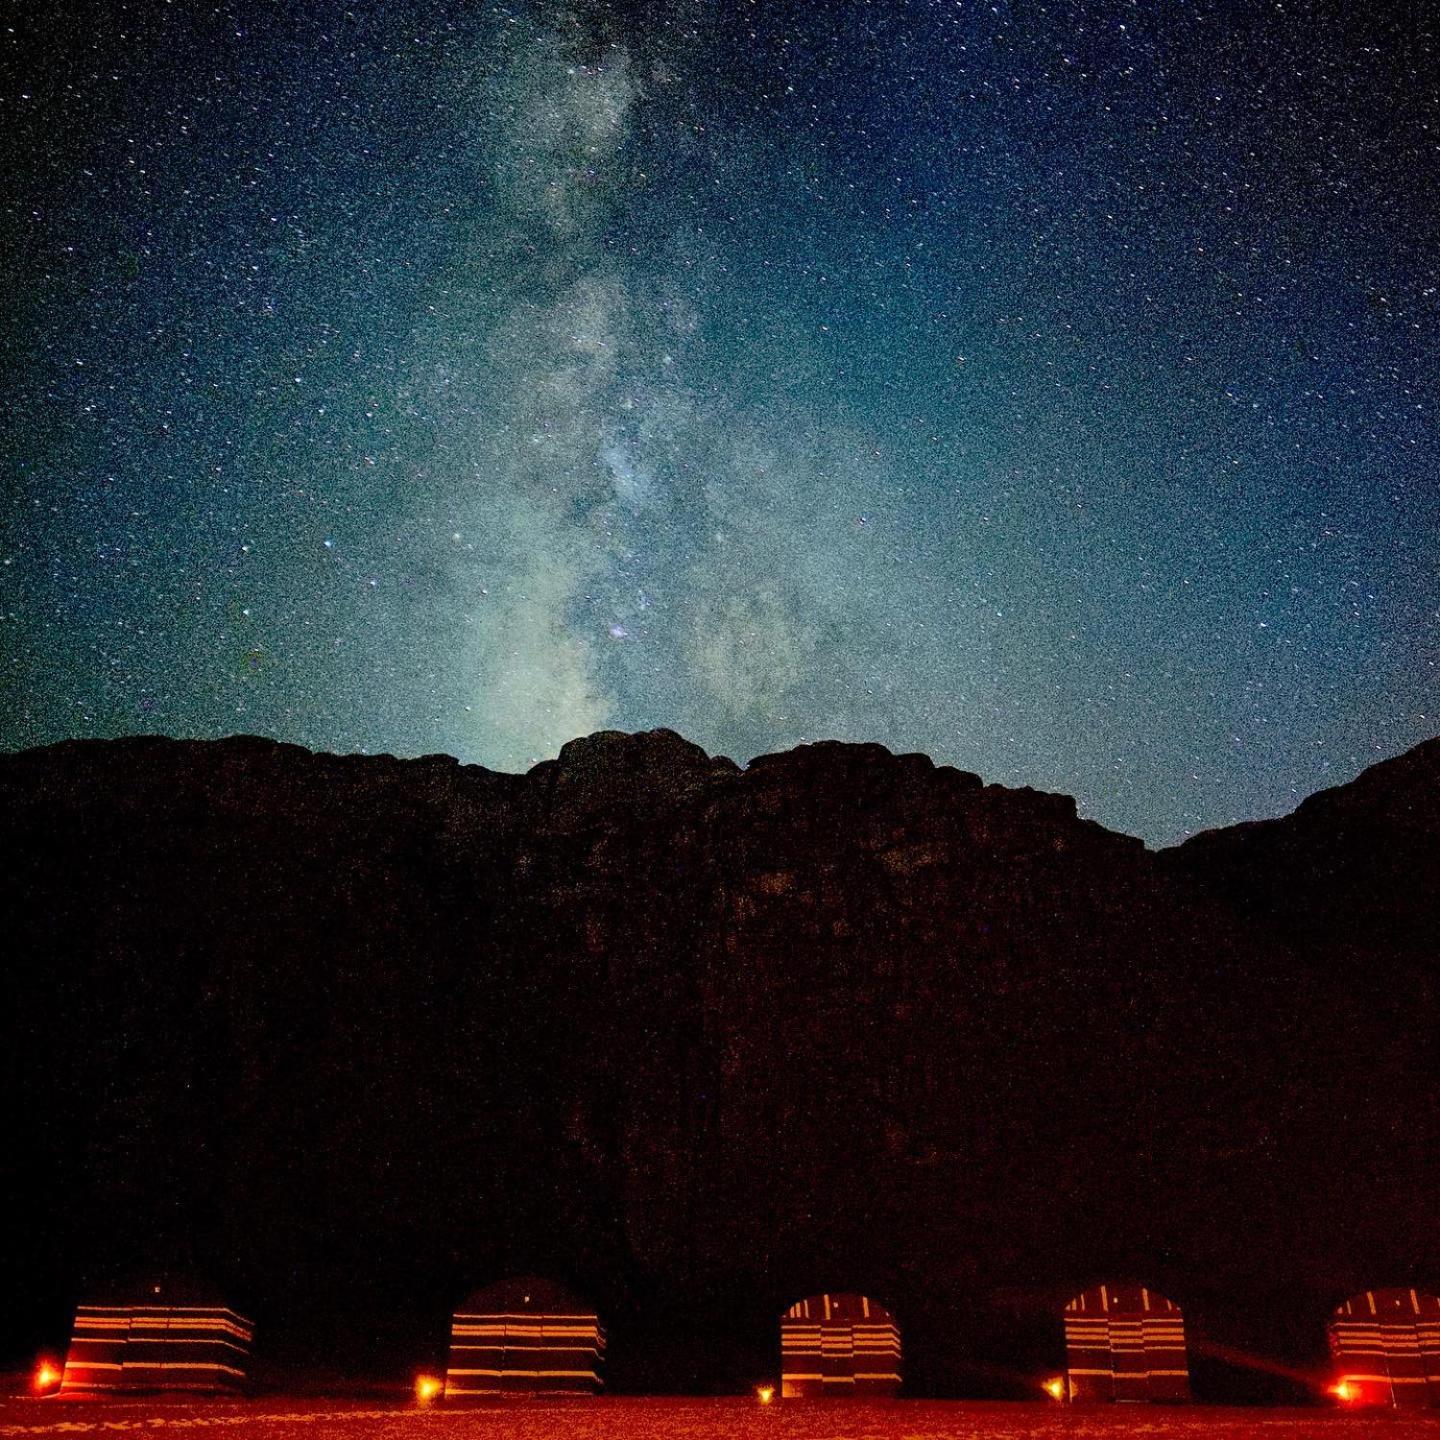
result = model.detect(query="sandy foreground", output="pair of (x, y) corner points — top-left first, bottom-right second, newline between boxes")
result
(3, 1399), (1440, 1439)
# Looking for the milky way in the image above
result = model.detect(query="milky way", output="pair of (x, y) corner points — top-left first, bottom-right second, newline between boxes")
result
(4, 0), (1437, 841)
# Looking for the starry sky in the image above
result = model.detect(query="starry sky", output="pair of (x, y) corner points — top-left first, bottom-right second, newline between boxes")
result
(3, 0), (1437, 843)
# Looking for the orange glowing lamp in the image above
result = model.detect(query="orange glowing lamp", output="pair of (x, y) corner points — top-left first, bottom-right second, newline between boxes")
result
(32, 1359), (62, 1394)
(1042, 1376), (1066, 1402)
(756, 1384), (775, 1404)
(414, 1374), (443, 1404)
(1330, 1379), (1358, 1403)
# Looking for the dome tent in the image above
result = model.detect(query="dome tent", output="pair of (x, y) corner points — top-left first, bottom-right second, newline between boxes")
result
(1329, 1288), (1440, 1407)
(445, 1275), (605, 1397)
(780, 1292), (901, 1398)
(1061, 1282), (1188, 1403)
(60, 1272), (252, 1396)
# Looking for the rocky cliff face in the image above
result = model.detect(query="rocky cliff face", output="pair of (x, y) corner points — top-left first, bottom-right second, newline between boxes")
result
(1161, 737), (1440, 961)
(2, 731), (1435, 1394)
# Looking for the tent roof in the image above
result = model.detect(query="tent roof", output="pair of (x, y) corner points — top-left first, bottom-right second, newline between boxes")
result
(79, 1271), (235, 1309)
(1065, 1282), (1180, 1315)
(784, 1292), (897, 1323)
(1334, 1287), (1440, 1320)
(455, 1275), (596, 1316)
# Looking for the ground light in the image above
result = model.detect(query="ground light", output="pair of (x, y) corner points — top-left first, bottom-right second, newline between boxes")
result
(1329, 1379), (1359, 1404)
(1041, 1376), (1066, 1401)
(32, 1360), (61, 1395)
(414, 1374), (443, 1404)
(755, 1385), (775, 1404)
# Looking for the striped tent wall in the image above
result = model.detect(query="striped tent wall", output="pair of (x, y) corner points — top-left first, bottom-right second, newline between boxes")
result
(60, 1298), (252, 1395)
(1329, 1288), (1440, 1407)
(445, 1276), (604, 1396)
(1063, 1283), (1189, 1403)
(780, 1293), (901, 1398)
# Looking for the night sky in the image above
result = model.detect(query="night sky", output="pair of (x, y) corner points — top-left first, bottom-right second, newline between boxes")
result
(3, 0), (1436, 844)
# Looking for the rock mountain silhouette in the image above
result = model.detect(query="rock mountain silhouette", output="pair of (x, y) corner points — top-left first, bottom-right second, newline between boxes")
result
(3, 731), (1436, 1396)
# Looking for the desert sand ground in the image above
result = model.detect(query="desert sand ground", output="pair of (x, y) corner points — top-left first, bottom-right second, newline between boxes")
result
(4, 1398), (1440, 1439)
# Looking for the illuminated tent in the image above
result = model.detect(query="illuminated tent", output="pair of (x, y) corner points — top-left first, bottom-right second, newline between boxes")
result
(1329, 1288), (1440, 1407)
(445, 1276), (605, 1396)
(780, 1292), (901, 1398)
(1062, 1283), (1189, 1402)
(60, 1275), (253, 1395)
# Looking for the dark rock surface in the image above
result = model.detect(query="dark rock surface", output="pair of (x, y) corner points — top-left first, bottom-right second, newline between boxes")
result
(1161, 736), (1440, 961)
(2, 731), (1436, 1396)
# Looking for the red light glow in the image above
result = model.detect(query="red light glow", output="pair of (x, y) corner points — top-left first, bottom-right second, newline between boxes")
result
(755, 1385), (775, 1404)
(1042, 1376), (1066, 1401)
(414, 1374), (443, 1404)
(32, 1360), (62, 1394)
(1330, 1379), (1358, 1403)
